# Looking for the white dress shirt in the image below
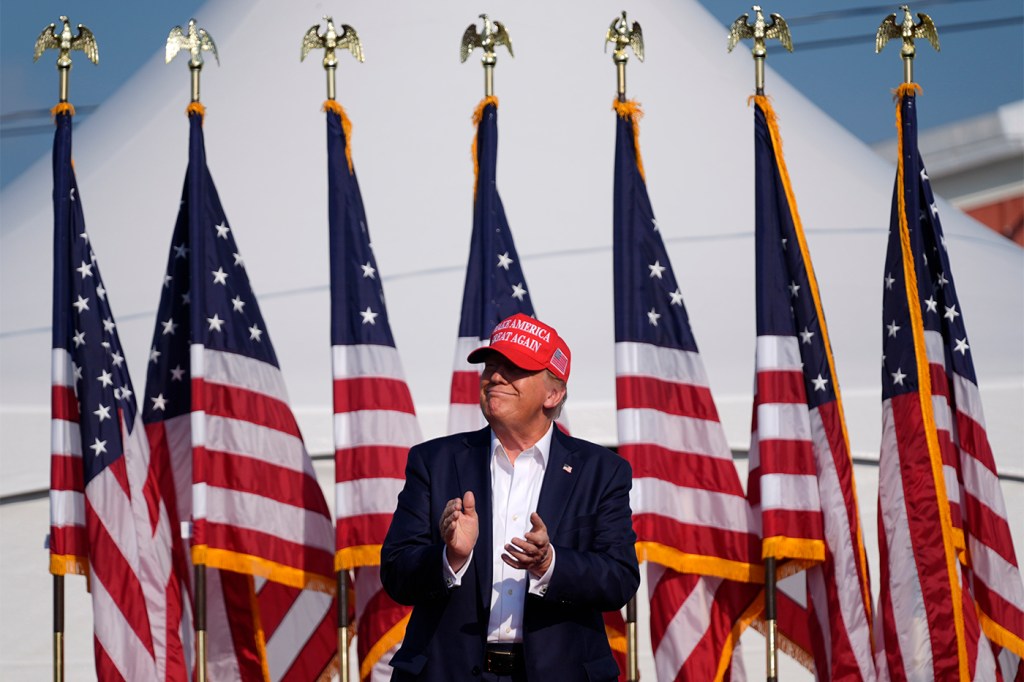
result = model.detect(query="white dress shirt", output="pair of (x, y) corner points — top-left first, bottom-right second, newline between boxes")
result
(443, 423), (557, 643)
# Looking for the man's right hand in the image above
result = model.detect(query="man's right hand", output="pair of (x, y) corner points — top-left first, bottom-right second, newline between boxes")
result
(440, 490), (478, 572)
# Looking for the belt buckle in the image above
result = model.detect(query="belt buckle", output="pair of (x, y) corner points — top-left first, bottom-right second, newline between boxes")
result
(485, 648), (516, 676)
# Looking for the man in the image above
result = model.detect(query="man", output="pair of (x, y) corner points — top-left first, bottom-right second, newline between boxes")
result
(381, 313), (640, 681)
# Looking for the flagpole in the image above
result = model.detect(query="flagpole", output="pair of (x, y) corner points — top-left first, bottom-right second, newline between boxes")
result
(726, 8), (793, 680)
(165, 21), (218, 682)
(460, 14), (513, 98)
(604, 13), (645, 681)
(301, 19), (365, 682)
(875, 4), (940, 85)
(35, 18), (99, 682)
(764, 558), (778, 682)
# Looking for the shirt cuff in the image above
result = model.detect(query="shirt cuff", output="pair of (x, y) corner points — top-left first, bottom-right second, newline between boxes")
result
(443, 549), (473, 588)
(528, 545), (556, 597)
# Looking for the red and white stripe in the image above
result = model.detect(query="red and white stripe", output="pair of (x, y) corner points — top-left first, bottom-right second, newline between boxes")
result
(354, 566), (409, 682)
(877, 393), (999, 681)
(616, 341), (761, 574)
(649, 564), (762, 682)
(927, 330), (1024, 662)
(50, 347), (87, 570)
(149, 411), (337, 680)
(615, 341), (761, 681)
(52, 348), (190, 680)
(747, 335), (824, 557)
(333, 343), (420, 558)
(190, 347), (334, 585)
(333, 342), (419, 678)
(449, 336), (487, 434)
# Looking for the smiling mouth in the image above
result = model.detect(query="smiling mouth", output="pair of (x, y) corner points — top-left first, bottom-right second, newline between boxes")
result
(485, 389), (514, 397)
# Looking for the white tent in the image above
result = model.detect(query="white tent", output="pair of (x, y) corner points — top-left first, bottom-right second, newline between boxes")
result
(2, 0), (1021, 678)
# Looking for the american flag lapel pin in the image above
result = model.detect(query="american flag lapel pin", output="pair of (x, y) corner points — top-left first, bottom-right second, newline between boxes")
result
(562, 464), (572, 474)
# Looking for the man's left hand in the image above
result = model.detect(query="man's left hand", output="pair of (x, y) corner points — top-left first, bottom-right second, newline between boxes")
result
(502, 512), (552, 578)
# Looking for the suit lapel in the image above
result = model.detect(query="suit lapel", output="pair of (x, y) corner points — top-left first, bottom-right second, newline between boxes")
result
(536, 426), (581, 540)
(455, 428), (492, 615)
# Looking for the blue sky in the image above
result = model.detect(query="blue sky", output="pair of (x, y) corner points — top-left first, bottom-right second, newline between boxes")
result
(2, 0), (1021, 189)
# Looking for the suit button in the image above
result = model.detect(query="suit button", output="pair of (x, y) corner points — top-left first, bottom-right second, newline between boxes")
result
(471, 665), (481, 676)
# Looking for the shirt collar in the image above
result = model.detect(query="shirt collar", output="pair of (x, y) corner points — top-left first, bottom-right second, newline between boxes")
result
(490, 421), (554, 468)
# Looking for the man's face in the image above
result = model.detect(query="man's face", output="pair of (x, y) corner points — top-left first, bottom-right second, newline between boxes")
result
(479, 353), (563, 429)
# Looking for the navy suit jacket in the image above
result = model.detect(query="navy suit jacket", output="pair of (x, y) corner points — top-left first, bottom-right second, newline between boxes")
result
(380, 426), (640, 682)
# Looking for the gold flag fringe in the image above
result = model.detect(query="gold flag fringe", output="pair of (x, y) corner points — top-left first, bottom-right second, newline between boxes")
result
(605, 623), (627, 654)
(892, 82), (923, 102)
(471, 96), (499, 197)
(751, 616), (816, 673)
(194, 545), (337, 595)
(635, 541), (764, 584)
(248, 574), (273, 682)
(713, 594), (765, 682)
(186, 101), (206, 122)
(323, 100), (355, 174)
(612, 99), (646, 182)
(360, 613), (410, 680)
(50, 554), (89, 577)
(51, 102), (75, 118)
(893, 82), (971, 678)
(336, 544), (381, 572)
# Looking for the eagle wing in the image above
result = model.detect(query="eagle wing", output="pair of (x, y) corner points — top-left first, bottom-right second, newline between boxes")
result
(915, 13), (940, 52)
(460, 24), (481, 63)
(165, 25), (187, 63)
(630, 21), (644, 62)
(766, 14), (793, 52)
(73, 25), (99, 64)
(339, 24), (365, 62)
(493, 21), (513, 57)
(198, 29), (219, 65)
(875, 13), (900, 53)
(604, 17), (619, 52)
(33, 24), (58, 62)
(300, 24), (322, 62)
(727, 14), (751, 53)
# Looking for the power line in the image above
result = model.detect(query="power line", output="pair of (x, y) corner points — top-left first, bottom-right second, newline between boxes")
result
(792, 15), (1023, 52)
(786, 0), (993, 26)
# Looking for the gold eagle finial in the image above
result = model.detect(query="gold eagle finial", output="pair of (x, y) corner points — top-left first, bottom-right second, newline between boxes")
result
(166, 19), (219, 68)
(876, 5), (939, 56)
(34, 16), (99, 67)
(460, 14), (513, 64)
(301, 16), (364, 66)
(728, 5), (793, 56)
(605, 11), (644, 63)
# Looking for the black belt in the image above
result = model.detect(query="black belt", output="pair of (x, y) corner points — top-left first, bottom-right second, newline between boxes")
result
(484, 643), (525, 676)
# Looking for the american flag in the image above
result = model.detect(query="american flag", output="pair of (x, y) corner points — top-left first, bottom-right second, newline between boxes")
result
(748, 96), (877, 679)
(324, 100), (419, 680)
(877, 85), (1022, 681)
(49, 106), (190, 680)
(142, 105), (337, 680)
(611, 99), (762, 682)
(448, 97), (537, 434)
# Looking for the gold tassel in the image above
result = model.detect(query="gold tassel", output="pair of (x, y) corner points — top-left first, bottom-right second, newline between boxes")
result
(471, 96), (499, 197)
(323, 100), (355, 174)
(51, 102), (76, 118)
(892, 82), (923, 102)
(612, 99), (646, 182)
(185, 101), (206, 122)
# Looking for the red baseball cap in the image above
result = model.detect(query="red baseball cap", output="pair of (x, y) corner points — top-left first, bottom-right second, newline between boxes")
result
(467, 313), (571, 381)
